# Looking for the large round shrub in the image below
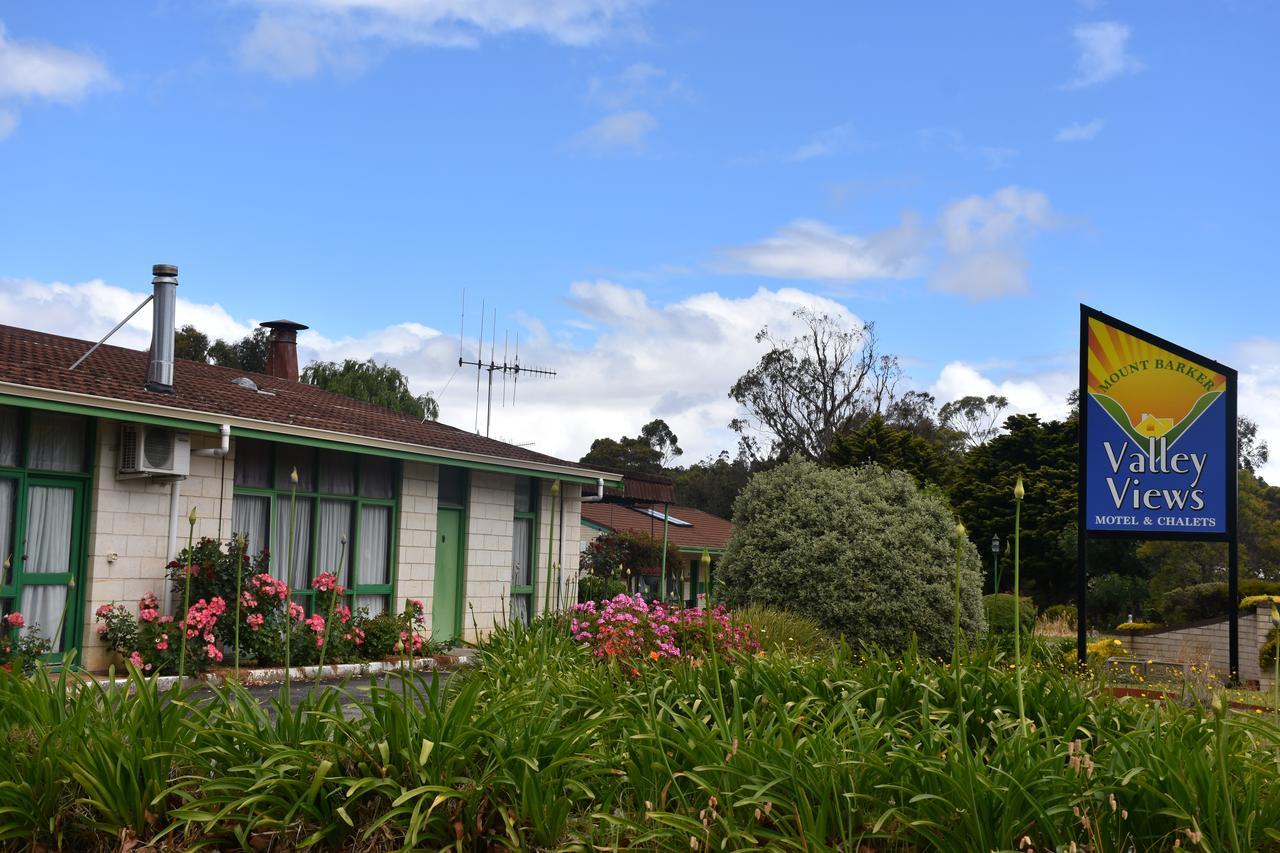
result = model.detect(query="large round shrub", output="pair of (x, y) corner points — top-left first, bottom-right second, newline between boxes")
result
(717, 461), (985, 658)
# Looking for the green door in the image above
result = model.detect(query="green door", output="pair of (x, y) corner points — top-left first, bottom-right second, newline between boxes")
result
(432, 507), (463, 643)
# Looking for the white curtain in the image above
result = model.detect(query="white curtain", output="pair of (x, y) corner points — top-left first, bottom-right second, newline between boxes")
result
(0, 407), (18, 467)
(234, 439), (272, 488)
(361, 459), (394, 499)
(0, 479), (14, 586)
(27, 413), (85, 472)
(231, 495), (270, 561)
(356, 594), (386, 616)
(21, 485), (75, 653)
(318, 451), (356, 495)
(20, 586), (66, 653)
(357, 505), (389, 586)
(512, 517), (531, 587)
(510, 594), (529, 625)
(317, 501), (352, 584)
(274, 496), (313, 589)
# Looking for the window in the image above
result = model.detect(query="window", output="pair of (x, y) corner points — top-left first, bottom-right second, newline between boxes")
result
(231, 438), (398, 613)
(510, 477), (537, 623)
(0, 406), (91, 655)
(438, 465), (466, 507)
(633, 506), (693, 527)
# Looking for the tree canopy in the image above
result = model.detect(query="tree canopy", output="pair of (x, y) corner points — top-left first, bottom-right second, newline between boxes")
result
(301, 359), (439, 421)
(579, 419), (682, 474)
(729, 308), (899, 461)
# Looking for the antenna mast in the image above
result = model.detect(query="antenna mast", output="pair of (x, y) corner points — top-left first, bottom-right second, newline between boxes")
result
(458, 301), (556, 438)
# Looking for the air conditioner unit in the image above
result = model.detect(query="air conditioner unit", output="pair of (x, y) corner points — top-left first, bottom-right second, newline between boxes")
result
(118, 424), (191, 479)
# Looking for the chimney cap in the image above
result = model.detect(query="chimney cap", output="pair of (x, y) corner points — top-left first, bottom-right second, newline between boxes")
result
(152, 264), (179, 278)
(259, 319), (309, 333)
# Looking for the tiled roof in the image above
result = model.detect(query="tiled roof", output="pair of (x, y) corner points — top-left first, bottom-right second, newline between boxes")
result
(580, 501), (734, 552)
(0, 324), (602, 474)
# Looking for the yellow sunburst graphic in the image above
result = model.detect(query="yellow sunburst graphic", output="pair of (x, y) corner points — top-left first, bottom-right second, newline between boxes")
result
(1086, 317), (1226, 430)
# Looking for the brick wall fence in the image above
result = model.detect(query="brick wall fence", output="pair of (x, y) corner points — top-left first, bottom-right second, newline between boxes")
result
(1107, 604), (1276, 689)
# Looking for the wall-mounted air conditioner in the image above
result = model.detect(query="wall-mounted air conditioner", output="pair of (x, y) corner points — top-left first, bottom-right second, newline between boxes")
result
(118, 424), (191, 479)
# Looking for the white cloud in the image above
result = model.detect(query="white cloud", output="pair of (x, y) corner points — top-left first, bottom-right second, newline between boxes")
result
(237, 0), (649, 78)
(719, 187), (1055, 299)
(1056, 118), (1105, 142)
(586, 63), (687, 110)
(715, 216), (926, 283)
(0, 22), (113, 101)
(1065, 21), (1142, 89)
(0, 108), (16, 140)
(918, 127), (1018, 171)
(787, 122), (861, 162)
(0, 274), (854, 465)
(570, 110), (656, 153)
(1235, 339), (1280, 484)
(0, 277), (251, 350)
(931, 361), (1074, 424)
(932, 186), (1054, 299)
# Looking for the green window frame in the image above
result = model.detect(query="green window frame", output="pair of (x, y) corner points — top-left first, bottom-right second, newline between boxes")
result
(0, 406), (94, 657)
(510, 476), (539, 623)
(230, 438), (399, 615)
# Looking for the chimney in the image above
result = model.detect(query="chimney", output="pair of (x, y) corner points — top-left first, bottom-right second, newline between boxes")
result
(144, 264), (179, 394)
(260, 320), (308, 381)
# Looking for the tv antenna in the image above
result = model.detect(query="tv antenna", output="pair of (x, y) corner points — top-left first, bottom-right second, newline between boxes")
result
(458, 297), (556, 437)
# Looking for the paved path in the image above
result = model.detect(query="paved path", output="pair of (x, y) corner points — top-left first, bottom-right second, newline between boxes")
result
(187, 669), (455, 717)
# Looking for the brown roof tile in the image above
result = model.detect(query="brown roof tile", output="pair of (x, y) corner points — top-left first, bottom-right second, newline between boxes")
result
(581, 501), (734, 551)
(0, 324), (602, 474)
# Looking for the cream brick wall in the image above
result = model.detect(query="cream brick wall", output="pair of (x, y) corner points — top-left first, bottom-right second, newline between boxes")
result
(82, 420), (234, 670)
(1112, 605), (1275, 688)
(394, 461), (437, 615)
(389, 468), (585, 642)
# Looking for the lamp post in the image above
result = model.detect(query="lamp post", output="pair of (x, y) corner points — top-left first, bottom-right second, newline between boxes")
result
(990, 533), (1002, 595)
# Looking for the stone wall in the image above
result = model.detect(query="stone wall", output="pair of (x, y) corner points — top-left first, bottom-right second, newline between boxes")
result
(394, 461), (438, 616)
(82, 420), (234, 670)
(1109, 604), (1275, 688)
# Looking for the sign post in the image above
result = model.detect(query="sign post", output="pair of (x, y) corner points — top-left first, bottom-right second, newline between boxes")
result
(1078, 306), (1238, 679)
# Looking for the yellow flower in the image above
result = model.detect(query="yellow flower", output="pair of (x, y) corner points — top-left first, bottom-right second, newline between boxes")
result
(290, 466), (299, 485)
(1014, 476), (1025, 500)
(187, 507), (198, 525)
(955, 522), (966, 537)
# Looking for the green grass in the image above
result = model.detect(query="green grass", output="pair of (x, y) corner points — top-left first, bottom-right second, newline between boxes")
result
(0, 616), (1278, 850)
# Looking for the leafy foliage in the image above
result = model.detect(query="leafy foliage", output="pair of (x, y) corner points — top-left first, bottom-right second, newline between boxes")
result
(2, 621), (1279, 851)
(579, 418), (681, 473)
(1086, 572), (1150, 629)
(301, 358), (439, 420)
(951, 413), (1077, 603)
(208, 328), (272, 373)
(730, 603), (829, 653)
(938, 394), (1009, 449)
(1153, 579), (1280, 627)
(982, 593), (1036, 637)
(717, 460), (985, 658)
(826, 412), (957, 489)
(579, 529), (682, 582)
(672, 451), (753, 518)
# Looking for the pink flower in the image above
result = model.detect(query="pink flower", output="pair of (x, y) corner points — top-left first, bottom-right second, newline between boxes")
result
(159, 615), (173, 624)
(312, 572), (338, 593)
(289, 602), (305, 621)
(155, 636), (169, 651)
(246, 613), (265, 632)
(97, 623), (109, 636)
(139, 608), (158, 623)
(305, 613), (325, 634)
(205, 643), (223, 663)
(95, 604), (113, 618)
(241, 592), (258, 609)
(128, 651), (146, 669)
(409, 599), (425, 615)
(4, 612), (25, 629)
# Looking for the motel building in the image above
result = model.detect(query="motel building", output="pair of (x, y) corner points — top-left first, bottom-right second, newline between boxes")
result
(0, 266), (618, 669)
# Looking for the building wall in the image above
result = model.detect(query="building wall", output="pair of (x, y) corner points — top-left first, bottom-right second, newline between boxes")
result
(82, 420), (234, 671)
(1110, 605), (1275, 689)
(78, 421), (587, 666)
(394, 460), (438, 616)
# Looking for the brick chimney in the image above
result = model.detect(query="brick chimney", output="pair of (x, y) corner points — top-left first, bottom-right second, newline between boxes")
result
(259, 320), (308, 381)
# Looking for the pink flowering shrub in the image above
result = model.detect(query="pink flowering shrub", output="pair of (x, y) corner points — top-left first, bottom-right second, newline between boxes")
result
(1, 610), (51, 674)
(96, 594), (187, 674)
(568, 594), (758, 665)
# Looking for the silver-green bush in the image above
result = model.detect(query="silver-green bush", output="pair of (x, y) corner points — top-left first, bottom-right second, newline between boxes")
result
(717, 460), (985, 658)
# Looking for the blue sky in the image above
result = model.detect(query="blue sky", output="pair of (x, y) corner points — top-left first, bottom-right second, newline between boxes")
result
(2, 2), (1278, 473)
